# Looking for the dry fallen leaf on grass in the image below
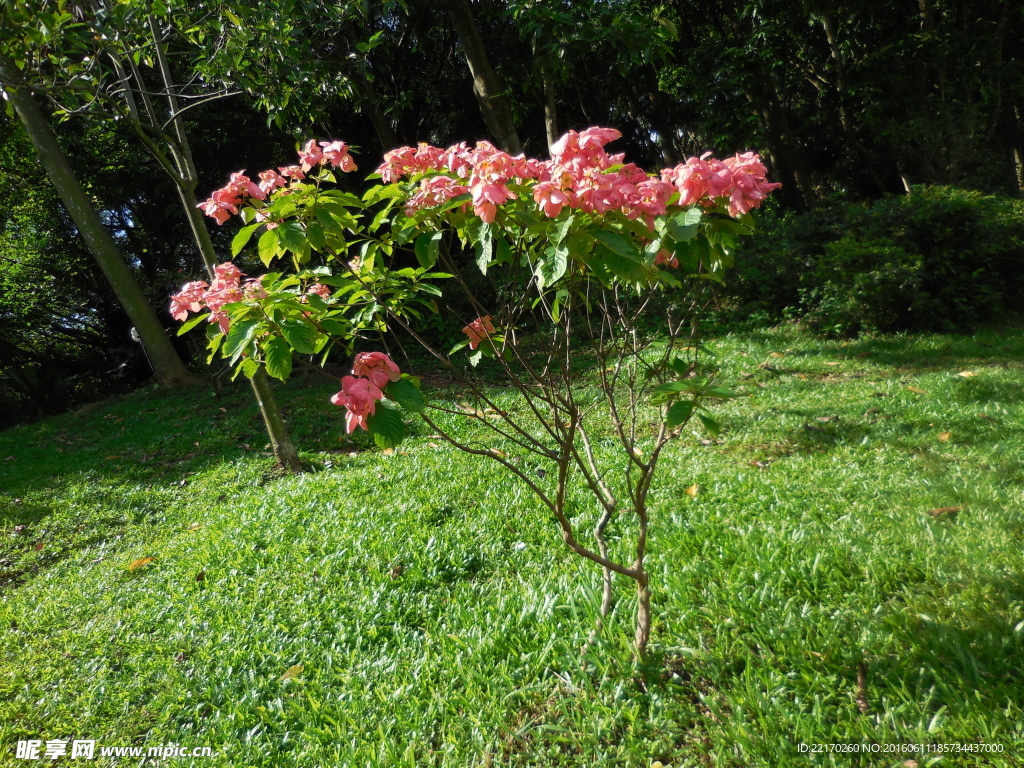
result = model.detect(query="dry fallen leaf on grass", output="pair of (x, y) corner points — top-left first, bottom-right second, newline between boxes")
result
(927, 506), (961, 518)
(278, 664), (303, 681)
(685, 484), (698, 497)
(128, 557), (155, 571)
(956, 371), (976, 377)
(937, 431), (951, 442)
(905, 386), (927, 394)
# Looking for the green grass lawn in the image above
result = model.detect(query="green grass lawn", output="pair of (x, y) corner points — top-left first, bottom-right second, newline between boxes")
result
(1, 325), (1023, 767)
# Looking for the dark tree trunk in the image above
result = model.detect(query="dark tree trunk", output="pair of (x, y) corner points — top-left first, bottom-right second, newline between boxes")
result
(4, 72), (202, 389)
(447, 0), (522, 154)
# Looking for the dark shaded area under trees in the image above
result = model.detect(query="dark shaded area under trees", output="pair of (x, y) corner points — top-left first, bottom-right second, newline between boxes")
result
(1, 0), (1021, 428)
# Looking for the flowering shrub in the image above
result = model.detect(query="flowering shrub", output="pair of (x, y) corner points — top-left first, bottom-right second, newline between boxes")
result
(173, 127), (778, 655)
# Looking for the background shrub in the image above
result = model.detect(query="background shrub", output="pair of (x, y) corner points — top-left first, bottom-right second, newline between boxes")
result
(726, 187), (1024, 335)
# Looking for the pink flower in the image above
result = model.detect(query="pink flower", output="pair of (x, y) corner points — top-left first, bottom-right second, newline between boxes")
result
(353, 351), (401, 389)
(462, 316), (496, 350)
(307, 283), (332, 301)
(197, 197), (232, 225)
(299, 139), (325, 171)
(330, 375), (384, 433)
(197, 186), (242, 225)
(405, 175), (469, 215)
(278, 165), (306, 181)
(470, 180), (515, 223)
(243, 275), (268, 300)
(214, 262), (243, 282)
(532, 181), (570, 218)
(258, 169), (287, 195)
(654, 249), (679, 268)
(320, 141), (358, 172)
(169, 280), (209, 321)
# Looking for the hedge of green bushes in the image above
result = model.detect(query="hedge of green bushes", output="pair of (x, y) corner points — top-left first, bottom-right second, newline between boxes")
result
(725, 187), (1024, 335)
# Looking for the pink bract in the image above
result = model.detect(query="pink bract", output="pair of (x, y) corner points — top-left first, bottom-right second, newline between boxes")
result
(462, 316), (496, 350)
(330, 374), (384, 433)
(353, 351), (402, 389)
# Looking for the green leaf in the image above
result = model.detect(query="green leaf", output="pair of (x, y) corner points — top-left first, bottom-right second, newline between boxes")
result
(384, 377), (425, 413)
(548, 213), (575, 247)
(258, 229), (281, 266)
(176, 313), (208, 336)
(414, 231), (443, 269)
(231, 223), (261, 257)
(223, 319), (260, 358)
(697, 413), (721, 436)
(494, 236), (513, 266)
(367, 400), (405, 448)
(238, 358), (260, 379)
(666, 400), (694, 428)
(306, 221), (328, 251)
(591, 229), (640, 261)
(276, 221), (306, 253)
(475, 224), (493, 274)
(666, 208), (701, 242)
(279, 319), (318, 354)
(264, 336), (293, 381)
(537, 243), (568, 289)
(319, 318), (350, 336)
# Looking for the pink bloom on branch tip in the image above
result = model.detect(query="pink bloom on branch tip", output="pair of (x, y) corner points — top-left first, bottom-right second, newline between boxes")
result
(353, 351), (402, 389)
(532, 181), (570, 218)
(307, 283), (332, 301)
(278, 165), (305, 181)
(320, 141), (357, 172)
(169, 280), (209, 321)
(462, 316), (496, 350)
(330, 375), (384, 433)
(298, 139), (324, 171)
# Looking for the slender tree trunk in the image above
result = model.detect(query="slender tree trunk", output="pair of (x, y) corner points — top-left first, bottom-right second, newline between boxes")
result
(447, 0), (522, 154)
(144, 20), (303, 472)
(1014, 106), (1024, 193)
(353, 74), (400, 151)
(645, 70), (680, 166)
(4, 73), (202, 389)
(542, 61), (559, 151)
(745, 86), (817, 211)
(634, 571), (651, 658)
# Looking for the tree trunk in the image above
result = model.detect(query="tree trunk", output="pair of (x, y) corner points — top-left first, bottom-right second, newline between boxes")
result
(634, 571), (651, 659)
(4, 73), (202, 389)
(447, 0), (522, 154)
(745, 86), (817, 211)
(1014, 106), (1024, 193)
(144, 21), (302, 472)
(353, 74), (401, 151)
(542, 62), (559, 151)
(250, 368), (302, 472)
(645, 69), (680, 166)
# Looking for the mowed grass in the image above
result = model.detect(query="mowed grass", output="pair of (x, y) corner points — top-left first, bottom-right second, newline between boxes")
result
(1, 325), (1023, 767)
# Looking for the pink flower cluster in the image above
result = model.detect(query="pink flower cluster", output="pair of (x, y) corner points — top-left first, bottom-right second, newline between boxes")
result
(462, 316), (495, 350)
(330, 352), (402, 433)
(661, 152), (780, 217)
(376, 127), (780, 226)
(198, 140), (358, 225)
(169, 262), (266, 333)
